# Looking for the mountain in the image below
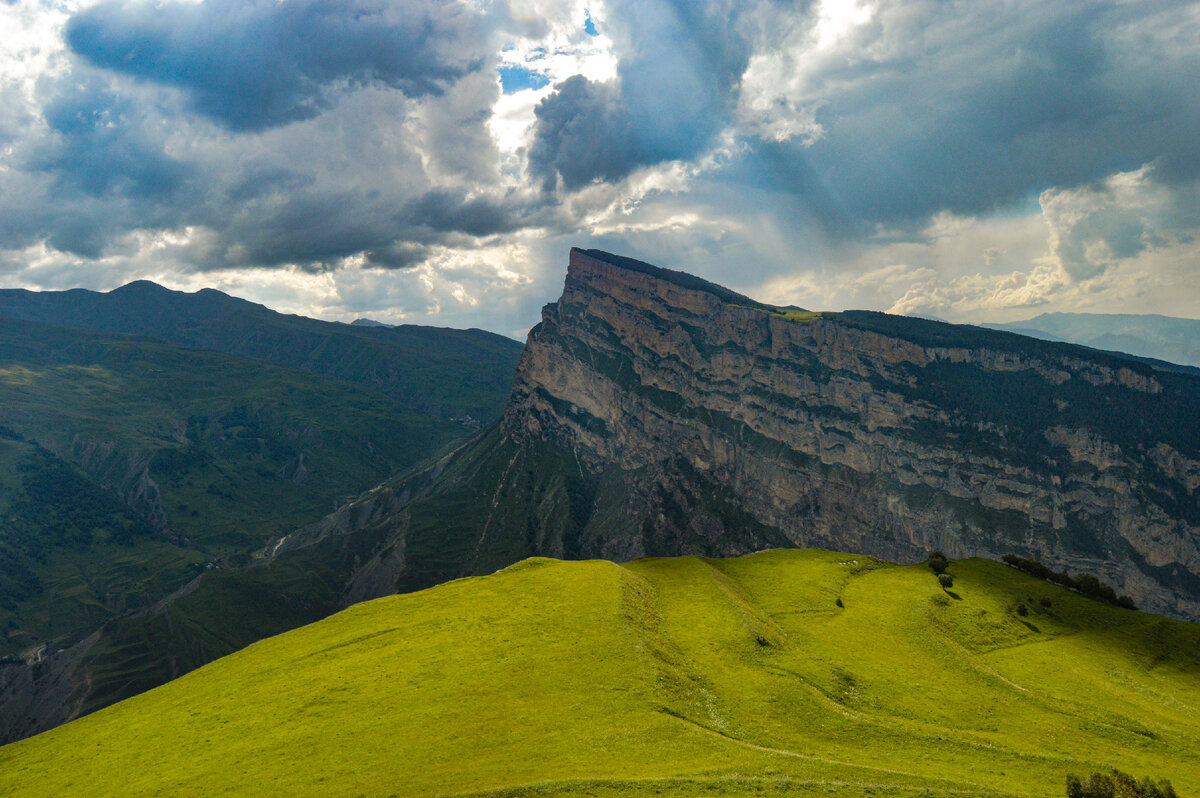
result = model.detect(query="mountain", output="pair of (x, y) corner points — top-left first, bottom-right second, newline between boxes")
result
(5, 247), (1198, 743)
(985, 312), (1200, 370)
(288, 248), (1198, 617)
(3, 550), (1199, 797)
(0, 297), (520, 741)
(0, 280), (524, 424)
(0, 315), (471, 661)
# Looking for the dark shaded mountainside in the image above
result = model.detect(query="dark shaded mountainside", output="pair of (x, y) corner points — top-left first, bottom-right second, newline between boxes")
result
(4, 250), (1199, 744)
(0, 316), (498, 653)
(0, 280), (522, 423)
(0, 287), (522, 743)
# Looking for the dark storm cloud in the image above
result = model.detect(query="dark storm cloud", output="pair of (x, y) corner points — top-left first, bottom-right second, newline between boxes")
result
(527, 0), (1200, 247)
(402, 190), (524, 239)
(364, 241), (431, 269)
(529, 0), (762, 191)
(179, 184), (533, 272)
(787, 2), (1200, 231)
(31, 76), (191, 201)
(0, 0), (527, 271)
(65, 0), (483, 131)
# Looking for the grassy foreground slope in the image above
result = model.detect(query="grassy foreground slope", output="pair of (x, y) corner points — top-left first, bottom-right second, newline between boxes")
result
(3, 551), (1199, 797)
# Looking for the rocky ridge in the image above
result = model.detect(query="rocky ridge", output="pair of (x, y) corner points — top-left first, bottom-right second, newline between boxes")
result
(496, 248), (1200, 618)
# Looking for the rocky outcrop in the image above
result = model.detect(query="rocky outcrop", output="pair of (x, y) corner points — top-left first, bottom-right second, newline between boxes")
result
(496, 248), (1200, 619)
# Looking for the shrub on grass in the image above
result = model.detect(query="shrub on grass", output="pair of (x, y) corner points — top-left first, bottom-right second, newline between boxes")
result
(938, 573), (953, 589)
(1017, 603), (1029, 617)
(1002, 554), (1137, 611)
(928, 551), (949, 574)
(1066, 768), (1177, 798)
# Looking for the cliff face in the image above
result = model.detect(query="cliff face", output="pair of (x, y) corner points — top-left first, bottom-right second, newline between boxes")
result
(499, 248), (1200, 619)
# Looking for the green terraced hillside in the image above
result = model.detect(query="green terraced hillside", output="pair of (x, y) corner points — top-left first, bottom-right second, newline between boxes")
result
(3, 550), (1198, 797)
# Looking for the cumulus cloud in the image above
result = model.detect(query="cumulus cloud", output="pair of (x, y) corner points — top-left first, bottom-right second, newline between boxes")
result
(0, 0), (535, 276)
(528, 0), (757, 191)
(0, 0), (1198, 333)
(1041, 165), (1200, 281)
(884, 263), (1070, 318)
(65, 0), (485, 131)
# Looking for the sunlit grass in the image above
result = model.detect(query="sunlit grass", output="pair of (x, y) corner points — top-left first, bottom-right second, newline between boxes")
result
(3, 551), (1198, 797)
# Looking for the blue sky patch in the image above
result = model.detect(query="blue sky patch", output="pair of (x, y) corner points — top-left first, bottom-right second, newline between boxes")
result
(584, 9), (598, 37)
(499, 65), (551, 94)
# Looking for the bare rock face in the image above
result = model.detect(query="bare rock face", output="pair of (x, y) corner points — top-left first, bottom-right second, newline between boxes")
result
(500, 249), (1200, 620)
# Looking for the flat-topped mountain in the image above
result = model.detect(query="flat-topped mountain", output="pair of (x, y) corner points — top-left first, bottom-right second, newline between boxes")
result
(303, 248), (1199, 618)
(0, 280), (523, 423)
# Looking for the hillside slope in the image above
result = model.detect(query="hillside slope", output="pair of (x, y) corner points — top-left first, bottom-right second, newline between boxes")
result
(0, 280), (524, 423)
(2, 550), (1198, 797)
(0, 316), (469, 734)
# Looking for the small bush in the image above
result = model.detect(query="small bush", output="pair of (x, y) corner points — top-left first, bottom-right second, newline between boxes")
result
(1066, 768), (1178, 798)
(938, 573), (954, 589)
(835, 597), (844, 608)
(1017, 604), (1029, 617)
(928, 551), (949, 574)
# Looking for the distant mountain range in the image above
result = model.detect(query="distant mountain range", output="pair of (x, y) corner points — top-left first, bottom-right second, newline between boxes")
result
(0, 281), (523, 423)
(984, 312), (1200, 369)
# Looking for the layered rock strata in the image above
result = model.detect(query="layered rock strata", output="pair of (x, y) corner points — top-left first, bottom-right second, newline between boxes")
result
(501, 249), (1200, 619)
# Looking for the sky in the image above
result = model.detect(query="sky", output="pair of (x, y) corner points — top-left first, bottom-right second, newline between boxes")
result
(0, 0), (1197, 338)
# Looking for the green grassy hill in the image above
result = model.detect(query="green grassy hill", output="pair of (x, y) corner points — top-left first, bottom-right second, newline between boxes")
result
(4, 550), (1197, 797)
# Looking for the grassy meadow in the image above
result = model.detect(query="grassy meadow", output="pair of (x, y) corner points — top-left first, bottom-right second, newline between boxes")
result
(2, 549), (1198, 797)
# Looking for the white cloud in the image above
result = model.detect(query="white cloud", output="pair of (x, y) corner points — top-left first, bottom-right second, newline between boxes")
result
(1040, 165), (1199, 281)
(1, 0), (1199, 336)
